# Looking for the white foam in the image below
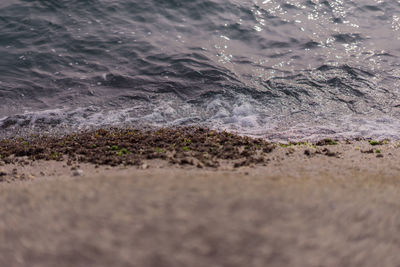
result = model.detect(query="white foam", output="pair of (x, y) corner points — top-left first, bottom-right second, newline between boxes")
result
(3, 96), (400, 142)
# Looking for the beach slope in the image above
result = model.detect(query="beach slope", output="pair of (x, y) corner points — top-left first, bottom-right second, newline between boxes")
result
(1, 140), (400, 266)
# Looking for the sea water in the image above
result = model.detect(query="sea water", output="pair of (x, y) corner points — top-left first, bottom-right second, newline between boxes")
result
(1, 0), (400, 141)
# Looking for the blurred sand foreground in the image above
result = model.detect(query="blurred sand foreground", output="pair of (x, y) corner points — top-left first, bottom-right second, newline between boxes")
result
(1, 141), (400, 267)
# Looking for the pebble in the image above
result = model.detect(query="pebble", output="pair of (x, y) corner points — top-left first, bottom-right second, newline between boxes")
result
(140, 163), (149, 170)
(0, 170), (7, 176)
(197, 162), (204, 168)
(180, 158), (194, 165)
(72, 169), (83, 176)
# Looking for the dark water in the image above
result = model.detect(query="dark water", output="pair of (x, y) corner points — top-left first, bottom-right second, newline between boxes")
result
(1, 0), (400, 140)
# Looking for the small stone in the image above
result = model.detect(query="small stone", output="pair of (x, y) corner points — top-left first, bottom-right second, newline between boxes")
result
(180, 158), (194, 165)
(140, 163), (149, 170)
(197, 162), (204, 168)
(12, 168), (18, 175)
(72, 169), (83, 176)
(40, 171), (45, 176)
(304, 149), (311, 156)
(376, 154), (384, 158)
(0, 161), (4, 166)
(361, 149), (374, 154)
(27, 174), (35, 180)
(0, 170), (7, 176)
(322, 148), (337, 157)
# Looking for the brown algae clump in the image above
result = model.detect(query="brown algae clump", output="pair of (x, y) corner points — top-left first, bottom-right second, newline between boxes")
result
(0, 127), (275, 168)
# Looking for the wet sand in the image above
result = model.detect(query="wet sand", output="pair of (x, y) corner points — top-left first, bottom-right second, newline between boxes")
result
(1, 137), (400, 266)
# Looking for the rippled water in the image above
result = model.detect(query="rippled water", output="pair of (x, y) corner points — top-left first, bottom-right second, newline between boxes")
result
(1, 0), (400, 140)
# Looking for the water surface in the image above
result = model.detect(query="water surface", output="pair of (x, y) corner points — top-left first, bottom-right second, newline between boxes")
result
(1, 0), (400, 140)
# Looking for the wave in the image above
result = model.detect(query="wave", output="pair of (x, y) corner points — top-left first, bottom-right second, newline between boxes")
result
(1, 0), (400, 140)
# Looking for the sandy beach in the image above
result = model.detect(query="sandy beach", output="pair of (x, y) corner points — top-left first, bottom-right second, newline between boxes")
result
(1, 129), (400, 266)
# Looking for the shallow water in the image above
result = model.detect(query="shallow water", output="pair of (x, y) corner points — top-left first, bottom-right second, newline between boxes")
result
(1, 0), (400, 140)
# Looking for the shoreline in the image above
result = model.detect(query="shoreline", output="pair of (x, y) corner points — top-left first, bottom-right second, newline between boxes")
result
(0, 126), (398, 183)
